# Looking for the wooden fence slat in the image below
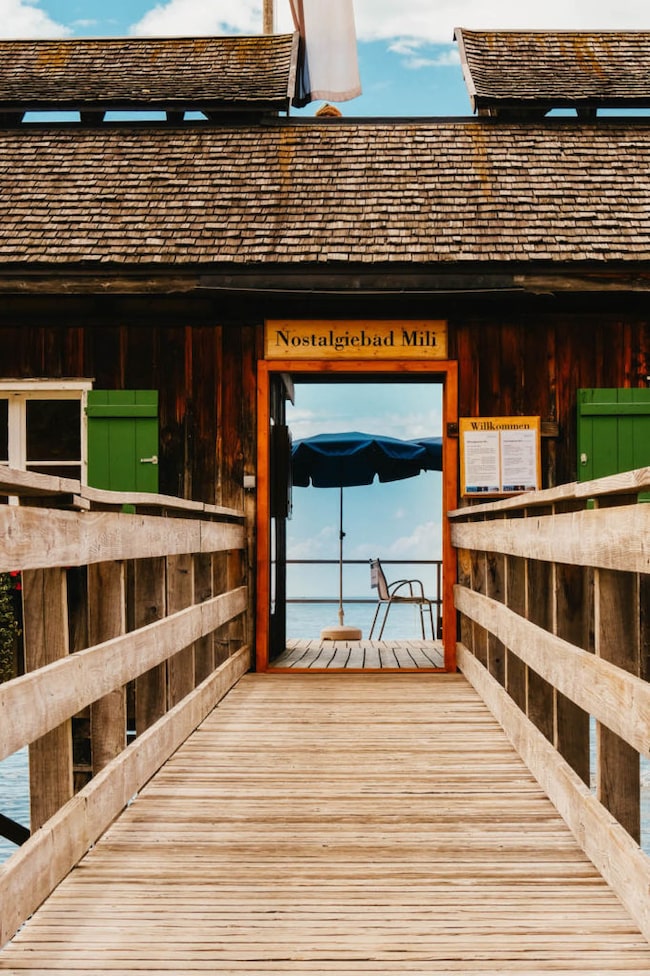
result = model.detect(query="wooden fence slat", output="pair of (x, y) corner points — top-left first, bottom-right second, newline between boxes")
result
(0, 645), (251, 949)
(594, 567), (641, 842)
(0, 587), (247, 761)
(166, 553), (195, 707)
(452, 503), (650, 573)
(134, 557), (167, 734)
(88, 562), (127, 774)
(22, 568), (73, 831)
(458, 643), (650, 945)
(453, 585), (650, 760)
(0, 507), (245, 573)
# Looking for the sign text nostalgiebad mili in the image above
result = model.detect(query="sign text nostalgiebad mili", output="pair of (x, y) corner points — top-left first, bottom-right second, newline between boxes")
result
(264, 320), (448, 360)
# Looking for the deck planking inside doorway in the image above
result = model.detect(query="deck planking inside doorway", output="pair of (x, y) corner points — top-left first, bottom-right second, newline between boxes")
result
(272, 638), (444, 670)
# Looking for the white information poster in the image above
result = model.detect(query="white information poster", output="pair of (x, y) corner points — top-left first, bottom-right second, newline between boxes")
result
(461, 417), (541, 497)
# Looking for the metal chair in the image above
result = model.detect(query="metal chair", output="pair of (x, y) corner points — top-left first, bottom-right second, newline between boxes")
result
(369, 558), (437, 640)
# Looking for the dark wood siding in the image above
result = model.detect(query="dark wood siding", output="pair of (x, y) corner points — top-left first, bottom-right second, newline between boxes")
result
(0, 310), (259, 509)
(451, 312), (650, 489)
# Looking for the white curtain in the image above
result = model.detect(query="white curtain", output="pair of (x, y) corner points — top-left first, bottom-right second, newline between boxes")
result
(290, 0), (362, 105)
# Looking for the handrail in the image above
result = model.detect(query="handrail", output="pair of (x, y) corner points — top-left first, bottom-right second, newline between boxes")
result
(285, 557), (442, 607)
(0, 470), (251, 946)
(449, 466), (650, 941)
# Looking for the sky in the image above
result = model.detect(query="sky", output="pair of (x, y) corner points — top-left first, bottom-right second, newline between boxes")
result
(3, 0), (650, 623)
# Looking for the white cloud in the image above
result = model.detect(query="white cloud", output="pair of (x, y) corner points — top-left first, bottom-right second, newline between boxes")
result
(0, 0), (69, 37)
(124, 0), (650, 68)
(130, 0), (263, 36)
(351, 0), (650, 44)
(127, 0), (650, 42)
(287, 523), (337, 559)
(382, 519), (442, 559)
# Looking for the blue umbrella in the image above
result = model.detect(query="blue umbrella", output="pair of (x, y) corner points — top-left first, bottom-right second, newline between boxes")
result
(291, 431), (442, 632)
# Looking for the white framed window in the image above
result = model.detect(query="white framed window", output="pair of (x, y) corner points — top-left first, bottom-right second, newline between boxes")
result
(0, 379), (93, 485)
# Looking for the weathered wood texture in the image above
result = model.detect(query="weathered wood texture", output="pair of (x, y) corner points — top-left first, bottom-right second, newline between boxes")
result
(0, 587), (248, 762)
(0, 506), (245, 573)
(451, 469), (650, 936)
(452, 314), (650, 489)
(0, 310), (647, 502)
(273, 638), (444, 669)
(0, 319), (258, 510)
(0, 646), (251, 949)
(21, 568), (73, 831)
(2, 672), (650, 971)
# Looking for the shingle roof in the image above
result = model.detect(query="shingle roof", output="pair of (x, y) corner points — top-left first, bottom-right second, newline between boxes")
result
(0, 34), (299, 114)
(455, 29), (650, 113)
(0, 118), (649, 268)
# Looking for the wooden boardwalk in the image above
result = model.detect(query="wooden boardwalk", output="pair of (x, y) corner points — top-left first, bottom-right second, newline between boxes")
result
(272, 638), (444, 669)
(2, 672), (650, 974)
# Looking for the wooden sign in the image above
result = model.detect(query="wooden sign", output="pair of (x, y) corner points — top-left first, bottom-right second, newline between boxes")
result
(460, 417), (541, 497)
(264, 320), (447, 360)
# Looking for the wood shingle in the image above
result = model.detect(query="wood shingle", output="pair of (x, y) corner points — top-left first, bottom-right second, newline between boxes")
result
(0, 118), (649, 274)
(455, 29), (650, 115)
(0, 34), (299, 118)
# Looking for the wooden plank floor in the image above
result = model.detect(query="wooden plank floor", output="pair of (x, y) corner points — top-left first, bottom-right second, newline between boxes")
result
(2, 673), (650, 974)
(273, 638), (444, 669)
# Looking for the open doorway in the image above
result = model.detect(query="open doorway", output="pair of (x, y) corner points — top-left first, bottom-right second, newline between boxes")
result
(256, 360), (458, 672)
(283, 378), (443, 665)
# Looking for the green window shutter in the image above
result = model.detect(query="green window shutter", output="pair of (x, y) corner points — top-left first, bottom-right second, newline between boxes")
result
(87, 390), (159, 493)
(577, 389), (650, 500)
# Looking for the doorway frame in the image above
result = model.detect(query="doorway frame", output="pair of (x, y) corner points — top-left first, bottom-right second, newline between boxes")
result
(256, 359), (459, 672)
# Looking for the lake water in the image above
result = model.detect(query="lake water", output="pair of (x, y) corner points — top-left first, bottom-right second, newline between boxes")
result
(2, 601), (649, 863)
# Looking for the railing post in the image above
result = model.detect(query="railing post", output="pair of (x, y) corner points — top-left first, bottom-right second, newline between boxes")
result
(594, 565), (641, 841)
(88, 561), (127, 772)
(134, 556), (167, 734)
(505, 552), (527, 713)
(486, 533), (506, 685)
(166, 553), (195, 706)
(22, 567), (73, 830)
(470, 542), (488, 667)
(525, 507), (554, 743)
(554, 557), (591, 785)
(194, 552), (215, 682)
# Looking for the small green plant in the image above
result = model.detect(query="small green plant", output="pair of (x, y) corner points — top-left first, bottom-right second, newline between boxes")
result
(0, 572), (21, 683)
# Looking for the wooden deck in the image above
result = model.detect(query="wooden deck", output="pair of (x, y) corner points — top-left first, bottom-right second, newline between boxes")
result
(272, 638), (444, 669)
(2, 672), (649, 974)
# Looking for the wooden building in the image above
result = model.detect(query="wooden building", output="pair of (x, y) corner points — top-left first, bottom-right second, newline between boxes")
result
(0, 29), (649, 673)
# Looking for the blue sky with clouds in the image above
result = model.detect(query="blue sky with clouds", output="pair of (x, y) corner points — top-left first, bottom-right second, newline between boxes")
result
(287, 383), (443, 602)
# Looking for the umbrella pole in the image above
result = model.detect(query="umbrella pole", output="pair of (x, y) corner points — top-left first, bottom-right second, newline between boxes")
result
(320, 485), (362, 641)
(338, 486), (344, 626)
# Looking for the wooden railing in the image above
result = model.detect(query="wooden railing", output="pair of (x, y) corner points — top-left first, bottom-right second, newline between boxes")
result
(450, 466), (650, 941)
(0, 467), (251, 946)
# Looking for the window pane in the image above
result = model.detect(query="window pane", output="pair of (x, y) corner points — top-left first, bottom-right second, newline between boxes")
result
(28, 463), (81, 480)
(26, 400), (81, 462)
(0, 399), (7, 462)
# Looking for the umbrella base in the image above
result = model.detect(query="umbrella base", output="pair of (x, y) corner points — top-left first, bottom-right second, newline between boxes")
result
(320, 625), (363, 641)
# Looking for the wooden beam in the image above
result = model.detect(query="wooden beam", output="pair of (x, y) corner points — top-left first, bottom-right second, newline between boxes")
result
(0, 587), (247, 761)
(0, 507), (245, 573)
(22, 568), (73, 831)
(457, 643), (650, 945)
(454, 585), (650, 760)
(451, 503), (650, 573)
(88, 562), (127, 774)
(134, 557), (168, 734)
(594, 567), (641, 842)
(0, 645), (251, 949)
(166, 553), (195, 707)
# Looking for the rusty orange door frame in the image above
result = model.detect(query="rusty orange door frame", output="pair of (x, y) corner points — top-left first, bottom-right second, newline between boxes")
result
(256, 359), (459, 672)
